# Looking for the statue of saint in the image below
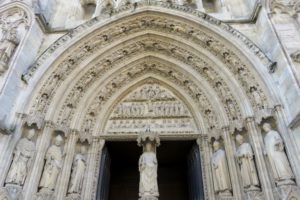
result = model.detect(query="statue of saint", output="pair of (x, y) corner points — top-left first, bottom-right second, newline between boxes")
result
(211, 140), (232, 195)
(263, 123), (294, 184)
(0, 27), (20, 73)
(68, 145), (87, 194)
(139, 142), (159, 199)
(6, 129), (36, 186)
(235, 134), (260, 190)
(39, 135), (64, 191)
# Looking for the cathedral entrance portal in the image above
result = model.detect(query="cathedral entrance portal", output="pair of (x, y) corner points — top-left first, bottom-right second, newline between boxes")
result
(96, 140), (204, 200)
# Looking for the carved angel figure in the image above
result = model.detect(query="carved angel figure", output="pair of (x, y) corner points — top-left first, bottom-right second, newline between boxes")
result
(139, 142), (159, 198)
(39, 135), (64, 191)
(6, 129), (36, 186)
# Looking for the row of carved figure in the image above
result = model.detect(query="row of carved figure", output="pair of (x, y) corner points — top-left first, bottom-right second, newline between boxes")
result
(4, 131), (86, 199)
(212, 123), (295, 197)
(113, 101), (189, 118)
(2, 122), (297, 199)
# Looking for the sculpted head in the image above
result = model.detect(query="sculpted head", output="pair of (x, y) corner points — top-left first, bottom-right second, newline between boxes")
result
(262, 123), (272, 133)
(213, 140), (221, 152)
(235, 134), (244, 145)
(80, 145), (87, 154)
(27, 128), (36, 140)
(54, 134), (64, 146)
(145, 142), (153, 152)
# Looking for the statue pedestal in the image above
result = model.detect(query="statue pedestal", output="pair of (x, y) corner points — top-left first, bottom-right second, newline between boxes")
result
(0, 184), (23, 200)
(245, 187), (263, 200)
(34, 188), (54, 200)
(139, 196), (158, 200)
(66, 193), (81, 200)
(277, 184), (300, 200)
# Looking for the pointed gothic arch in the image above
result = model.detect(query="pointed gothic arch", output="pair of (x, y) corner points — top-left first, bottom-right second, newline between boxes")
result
(6, 2), (299, 200)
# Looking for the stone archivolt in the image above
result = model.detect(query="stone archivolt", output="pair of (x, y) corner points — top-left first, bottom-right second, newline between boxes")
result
(25, 14), (273, 135)
(0, 2), (298, 200)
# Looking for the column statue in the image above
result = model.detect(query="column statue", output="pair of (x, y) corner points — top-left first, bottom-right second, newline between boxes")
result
(235, 134), (260, 190)
(262, 123), (295, 185)
(137, 131), (160, 200)
(39, 135), (64, 191)
(211, 140), (232, 195)
(0, 27), (20, 73)
(5, 128), (36, 186)
(68, 145), (87, 194)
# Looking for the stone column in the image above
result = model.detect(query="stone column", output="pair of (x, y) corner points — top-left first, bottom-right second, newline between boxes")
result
(273, 105), (300, 183)
(23, 122), (53, 200)
(221, 126), (243, 199)
(0, 133), (12, 186)
(196, 0), (205, 11)
(245, 117), (275, 200)
(56, 130), (78, 200)
(197, 136), (215, 200)
(82, 138), (105, 200)
(93, 0), (104, 17)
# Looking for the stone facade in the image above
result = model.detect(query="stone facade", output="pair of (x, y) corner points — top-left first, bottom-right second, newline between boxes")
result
(0, 0), (299, 199)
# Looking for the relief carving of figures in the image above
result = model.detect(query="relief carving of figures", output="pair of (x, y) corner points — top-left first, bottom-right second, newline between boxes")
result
(226, 99), (238, 120)
(138, 140), (159, 199)
(211, 140), (232, 196)
(250, 87), (264, 109)
(35, 93), (48, 114)
(5, 129), (36, 186)
(235, 134), (260, 190)
(68, 145), (87, 194)
(262, 123), (295, 185)
(0, 8), (28, 74)
(39, 135), (64, 191)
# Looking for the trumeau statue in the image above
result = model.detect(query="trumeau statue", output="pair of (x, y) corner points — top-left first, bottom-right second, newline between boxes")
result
(138, 135), (159, 200)
(5, 128), (36, 186)
(211, 140), (232, 195)
(235, 134), (260, 190)
(263, 123), (295, 185)
(39, 134), (64, 191)
(68, 145), (87, 194)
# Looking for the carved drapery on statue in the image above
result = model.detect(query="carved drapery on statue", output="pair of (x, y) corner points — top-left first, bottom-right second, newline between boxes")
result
(235, 134), (260, 190)
(39, 134), (64, 192)
(68, 145), (87, 195)
(0, 7), (28, 74)
(211, 140), (232, 196)
(137, 130), (160, 200)
(5, 128), (36, 186)
(262, 123), (295, 185)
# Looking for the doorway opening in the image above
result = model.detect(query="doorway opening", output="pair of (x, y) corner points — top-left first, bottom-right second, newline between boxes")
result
(97, 140), (204, 200)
